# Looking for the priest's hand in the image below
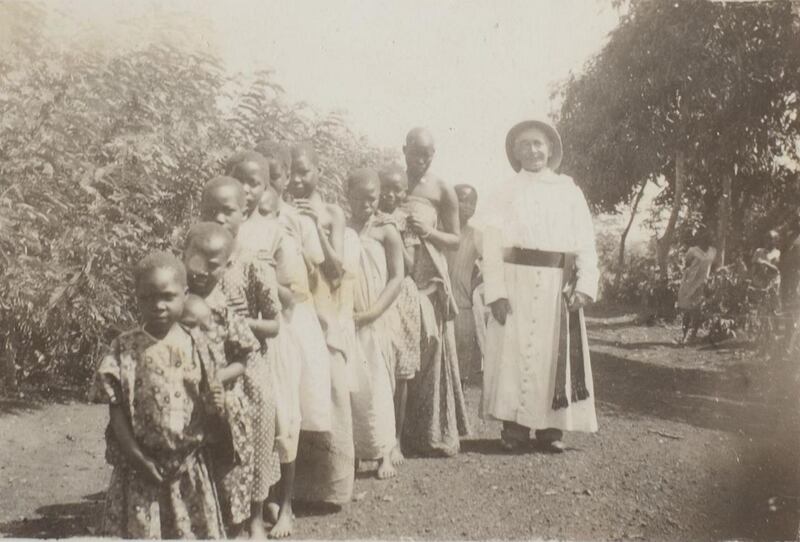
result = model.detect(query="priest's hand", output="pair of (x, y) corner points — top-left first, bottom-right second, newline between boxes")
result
(489, 298), (512, 325)
(568, 291), (592, 311)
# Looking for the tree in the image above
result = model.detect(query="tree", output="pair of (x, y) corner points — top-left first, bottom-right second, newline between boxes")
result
(556, 0), (800, 276)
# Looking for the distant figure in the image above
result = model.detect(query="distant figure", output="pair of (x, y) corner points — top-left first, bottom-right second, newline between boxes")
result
(446, 184), (483, 385)
(752, 230), (781, 292)
(676, 230), (717, 345)
(750, 230), (781, 348)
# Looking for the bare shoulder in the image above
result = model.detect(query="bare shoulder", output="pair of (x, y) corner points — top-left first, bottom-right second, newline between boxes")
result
(326, 202), (346, 221)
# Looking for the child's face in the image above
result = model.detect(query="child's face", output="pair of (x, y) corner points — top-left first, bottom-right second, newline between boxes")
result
(268, 160), (290, 197)
(201, 185), (245, 238)
(289, 153), (319, 199)
(513, 127), (551, 172)
(136, 267), (186, 337)
(233, 160), (267, 216)
(379, 174), (408, 213)
(184, 243), (230, 297)
(258, 188), (279, 218)
(181, 302), (213, 331)
(348, 181), (380, 223)
(455, 188), (477, 223)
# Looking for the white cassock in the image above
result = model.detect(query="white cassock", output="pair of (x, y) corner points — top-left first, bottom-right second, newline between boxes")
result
(480, 168), (599, 433)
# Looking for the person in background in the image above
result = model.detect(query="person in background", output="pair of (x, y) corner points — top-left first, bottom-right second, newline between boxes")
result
(446, 184), (483, 386)
(750, 229), (782, 351)
(676, 229), (717, 345)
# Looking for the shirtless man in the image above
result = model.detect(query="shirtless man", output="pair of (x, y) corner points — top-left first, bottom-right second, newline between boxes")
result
(403, 127), (461, 251)
(400, 127), (471, 457)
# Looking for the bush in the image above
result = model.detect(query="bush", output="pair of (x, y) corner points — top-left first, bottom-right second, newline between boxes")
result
(0, 4), (394, 392)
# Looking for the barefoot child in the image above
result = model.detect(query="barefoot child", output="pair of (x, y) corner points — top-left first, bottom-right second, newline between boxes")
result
(183, 221), (264, 534)
(348, 168), (404, 479)
(93, 251), (225, 539)
(255, 141), (332, 537)
(200, 177), (283, 538)
(378, 164), (422, 464)
(446, 184), (483, 385)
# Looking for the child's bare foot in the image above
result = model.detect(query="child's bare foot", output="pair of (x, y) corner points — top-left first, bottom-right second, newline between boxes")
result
(250, 515), (268, 540)
(391, 442), (405, 465)
(269, 506), (293, 539)
(266, 502), (280, 525)
(377, 453), (397, 480)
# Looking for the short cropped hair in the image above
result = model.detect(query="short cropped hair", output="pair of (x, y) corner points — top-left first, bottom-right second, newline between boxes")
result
(254, 140), (292, 173)
(227, 151), (271, 183)
(378, 163), (407, 185)
(184, 222), (234, 255)
(454, 183), (478, 204)
(201, 176), (246, 208)
(346, 167), (380, 193)
(134, 250), (186, 288)
(290, 142), (319, 166)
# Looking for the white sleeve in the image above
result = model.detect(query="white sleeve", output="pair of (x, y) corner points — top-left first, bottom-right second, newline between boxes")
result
(573, 187), (599, 300)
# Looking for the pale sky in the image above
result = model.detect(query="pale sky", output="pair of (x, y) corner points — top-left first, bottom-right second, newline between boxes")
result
(46, 0), (621, 209)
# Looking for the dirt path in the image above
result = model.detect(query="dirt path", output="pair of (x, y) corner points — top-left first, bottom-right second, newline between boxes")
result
(1, 307), (798, 540)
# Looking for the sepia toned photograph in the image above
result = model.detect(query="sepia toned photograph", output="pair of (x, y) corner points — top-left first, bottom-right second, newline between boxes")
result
(1, 0), (800, 539)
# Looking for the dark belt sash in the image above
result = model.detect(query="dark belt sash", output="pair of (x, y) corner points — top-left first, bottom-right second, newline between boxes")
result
(502, 247), (590, 410)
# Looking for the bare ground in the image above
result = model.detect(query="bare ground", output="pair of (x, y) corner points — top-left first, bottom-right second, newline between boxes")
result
(1, 305), (798, 540)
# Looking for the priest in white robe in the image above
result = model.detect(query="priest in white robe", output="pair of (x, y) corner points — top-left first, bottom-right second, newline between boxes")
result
(481, 119), (599, 453)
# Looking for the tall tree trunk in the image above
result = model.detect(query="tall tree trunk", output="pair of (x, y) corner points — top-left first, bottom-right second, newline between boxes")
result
(716, 173), (733, 267)
(615, 178), (648, 288)
(1, 335), (18, 393)
(656, 150), (686, 280)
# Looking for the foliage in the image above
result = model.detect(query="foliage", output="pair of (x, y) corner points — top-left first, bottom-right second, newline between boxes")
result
(556, 0), (800, 264)
(0, 3), (390, 390)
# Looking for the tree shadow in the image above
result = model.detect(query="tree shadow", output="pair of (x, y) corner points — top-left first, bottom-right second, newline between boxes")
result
(460, 438), (581, 457)
(591, 338), (682, 350)
(292, 500), (342, 518)
(592, 349), (797, 436)
(0, 397), (44, 416)
(0, 492), (103, 538)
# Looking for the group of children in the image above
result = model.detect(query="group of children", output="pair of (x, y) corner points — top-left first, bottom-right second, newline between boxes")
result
(92, 140), (485, 539)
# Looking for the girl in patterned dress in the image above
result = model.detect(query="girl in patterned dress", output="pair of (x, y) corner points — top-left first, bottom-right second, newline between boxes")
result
(183, 220), (265, 535)
(92, 251), (225, 539)
(200, 176), (283, 538)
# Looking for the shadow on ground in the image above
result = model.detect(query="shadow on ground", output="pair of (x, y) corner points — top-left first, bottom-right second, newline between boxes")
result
(591, 348), (798, 436)
(0, 492), (103, 538)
